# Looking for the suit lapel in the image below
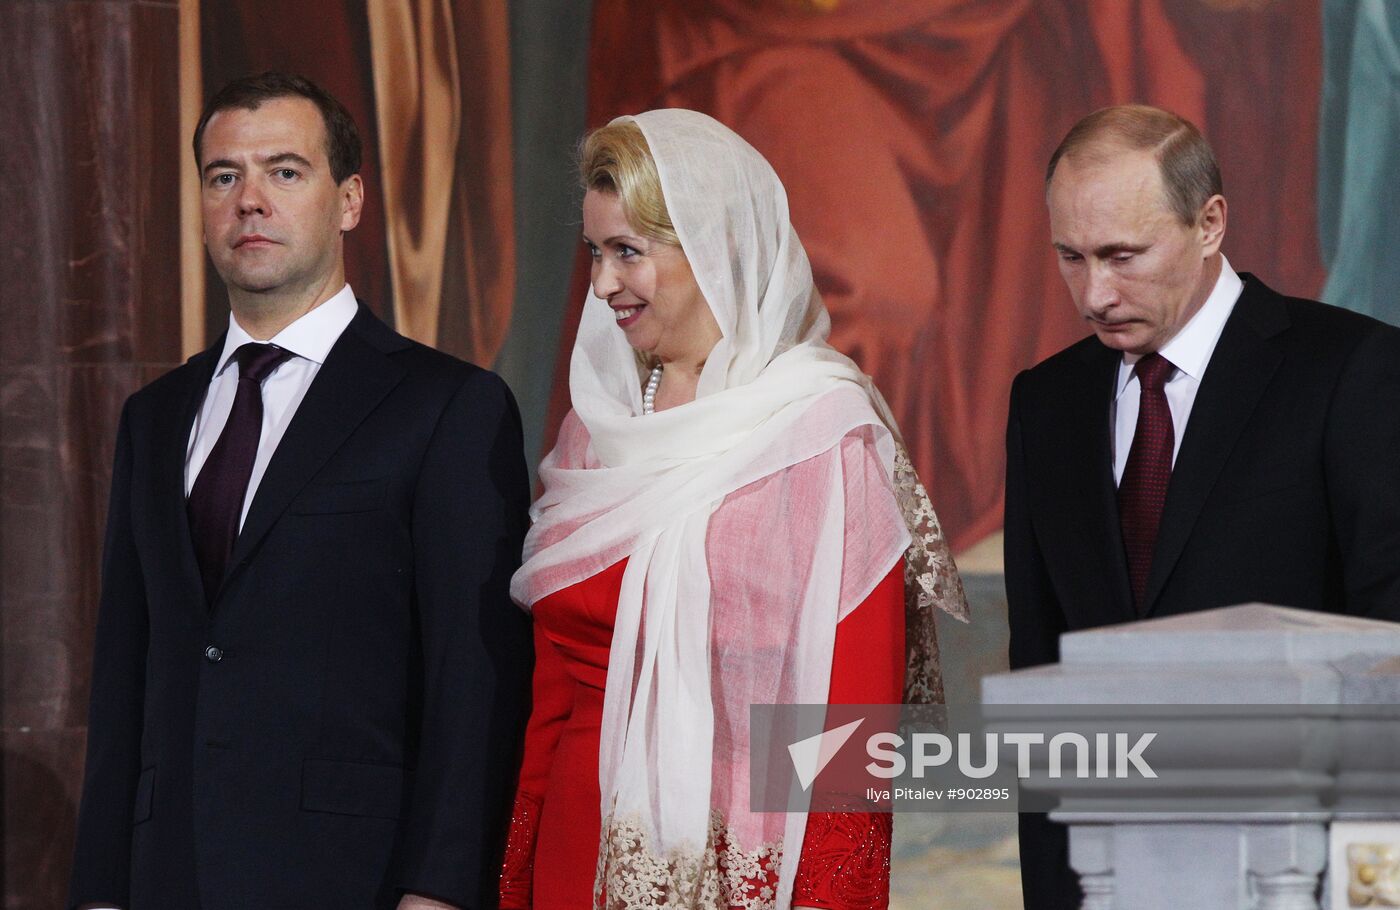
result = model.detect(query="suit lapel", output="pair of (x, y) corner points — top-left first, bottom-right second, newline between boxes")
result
(153, 340), (224, 609)
(1142, 277), (1290, 613)
(213, 307), (408, 606)
(1067, 343), (1137, 618)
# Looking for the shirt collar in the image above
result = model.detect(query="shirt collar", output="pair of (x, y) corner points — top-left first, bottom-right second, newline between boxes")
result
(213, 285), (358, 377)
(1115, 255), (1243, 398)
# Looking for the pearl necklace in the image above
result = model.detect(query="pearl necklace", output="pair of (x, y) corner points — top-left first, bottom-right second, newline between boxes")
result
(643, 364), (662, 414)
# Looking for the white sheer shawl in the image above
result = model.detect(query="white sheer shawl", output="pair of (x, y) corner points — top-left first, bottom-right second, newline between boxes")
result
(511, 109), (968, 909)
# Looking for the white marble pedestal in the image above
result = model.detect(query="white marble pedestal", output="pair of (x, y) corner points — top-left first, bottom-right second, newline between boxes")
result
(981, 605), (1400, 910)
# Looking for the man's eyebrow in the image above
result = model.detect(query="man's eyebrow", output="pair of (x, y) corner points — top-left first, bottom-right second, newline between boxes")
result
(203, 152), (316, 177)
(1092, 243), (1149, 257)
(264, 152), (314, 169)
(1051, 242), (1150, 257)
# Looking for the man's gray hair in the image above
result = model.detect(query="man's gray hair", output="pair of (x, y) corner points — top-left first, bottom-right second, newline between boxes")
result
(1046, 104), (1223, 225)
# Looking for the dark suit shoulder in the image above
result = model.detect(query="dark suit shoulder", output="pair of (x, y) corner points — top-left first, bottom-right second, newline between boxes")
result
(384, 336), (516, 407)
(1012, 334), (1110, 403)
(1279, 291), (1399, 346)
(120, 351), (217, 422)
(1023, 334), (1105, 376)
(389, 336), (483, 381)
(343, 305), (517, 406)
(1237, 273), (1400, 362)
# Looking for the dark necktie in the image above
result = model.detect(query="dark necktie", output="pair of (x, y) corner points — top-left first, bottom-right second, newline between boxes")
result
(188, 342), (292, 602)
(1119, 352), (1176, 608)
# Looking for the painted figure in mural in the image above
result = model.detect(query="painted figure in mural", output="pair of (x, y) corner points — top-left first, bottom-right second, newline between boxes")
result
(571, 0), (1328, 565)
(499, 109), (969, 909)
(1317, 0), (1400, 327)
(68, 72), (532, 910)
(1004, 104), (1400, 910)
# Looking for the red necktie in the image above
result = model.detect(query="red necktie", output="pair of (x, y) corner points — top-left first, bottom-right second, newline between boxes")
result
(187, 343), (291, 602)
(1119, 352), (1175, 608)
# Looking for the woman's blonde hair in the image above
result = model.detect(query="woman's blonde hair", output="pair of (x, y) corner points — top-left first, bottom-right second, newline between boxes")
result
(579, 121), (679, 245)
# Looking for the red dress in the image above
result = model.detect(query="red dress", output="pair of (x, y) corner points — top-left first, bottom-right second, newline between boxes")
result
(499, 556), (906, 909)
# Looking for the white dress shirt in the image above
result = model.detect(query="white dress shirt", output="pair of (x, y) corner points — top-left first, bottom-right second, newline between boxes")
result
(1111, 256), (1244, 485)
(184, 285), (358, 528)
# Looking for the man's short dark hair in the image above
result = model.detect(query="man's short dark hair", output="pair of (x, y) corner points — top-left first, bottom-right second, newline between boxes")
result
(1045, 104), (1223, 226)
(193, 71), (362, 184)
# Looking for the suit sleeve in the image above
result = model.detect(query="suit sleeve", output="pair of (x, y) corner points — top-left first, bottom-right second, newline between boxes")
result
(1004, 373), (1067, 671)
(397, 369), (533, 908)
(1325, 322), (1400, 618)
(1004, 375), (1082, 910)
(69, 401), (149, 909)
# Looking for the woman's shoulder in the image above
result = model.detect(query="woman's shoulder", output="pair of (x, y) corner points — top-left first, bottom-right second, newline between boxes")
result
(798, 385), (896, 467)
(729, 405), (896, 507)
(557, 408), (589, 444)
(546, 409), (598, 470)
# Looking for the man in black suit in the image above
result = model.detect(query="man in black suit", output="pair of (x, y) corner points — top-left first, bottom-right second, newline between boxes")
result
(1005, 104), (1400, 908)
(69, 72), (532, 910)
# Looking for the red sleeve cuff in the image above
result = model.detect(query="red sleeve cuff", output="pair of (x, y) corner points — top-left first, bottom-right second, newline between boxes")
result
(792, 811), (892, 909)
(498, 790), (543, 909)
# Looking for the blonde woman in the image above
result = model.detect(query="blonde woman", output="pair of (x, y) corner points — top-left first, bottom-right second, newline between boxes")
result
(500, 109), (968, 910)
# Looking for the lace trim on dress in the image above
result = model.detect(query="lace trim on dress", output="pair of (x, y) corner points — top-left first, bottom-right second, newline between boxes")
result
(893, 444), (970, 705)
(499, 789), (543, 908)
(593, 810), (783, 909)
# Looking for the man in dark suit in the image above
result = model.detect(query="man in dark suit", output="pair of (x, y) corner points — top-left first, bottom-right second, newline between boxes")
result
(68, 72), (532, 910)
(1005, 104), (1400, 909)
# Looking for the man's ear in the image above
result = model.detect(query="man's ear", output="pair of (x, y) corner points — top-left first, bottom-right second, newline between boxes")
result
(1198, 194), (1227, 257)
(339, 174), (364, 232)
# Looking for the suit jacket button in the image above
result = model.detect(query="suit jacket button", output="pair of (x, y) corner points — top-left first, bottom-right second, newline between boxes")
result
(204, 645), (224, 663)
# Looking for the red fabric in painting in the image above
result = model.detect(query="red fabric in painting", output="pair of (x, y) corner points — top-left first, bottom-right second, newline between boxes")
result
(546, 0), (1324, 552)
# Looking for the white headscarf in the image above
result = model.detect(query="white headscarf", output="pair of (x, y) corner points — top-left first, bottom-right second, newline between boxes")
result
(512, 109), (967, 909)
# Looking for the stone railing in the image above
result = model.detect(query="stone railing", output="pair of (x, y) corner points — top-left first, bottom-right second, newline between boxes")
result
(981, 604), (1400, 910)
